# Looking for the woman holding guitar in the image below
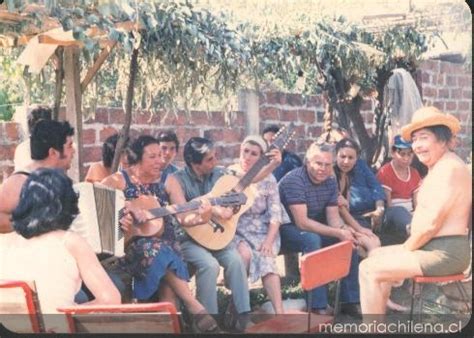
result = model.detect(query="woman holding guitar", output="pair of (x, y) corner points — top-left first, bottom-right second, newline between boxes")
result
(101, 135), (219, 333)
(229, 135), (284, 314)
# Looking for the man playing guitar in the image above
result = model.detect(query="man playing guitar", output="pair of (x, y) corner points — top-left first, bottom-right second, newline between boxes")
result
(172, 136), (281, 332)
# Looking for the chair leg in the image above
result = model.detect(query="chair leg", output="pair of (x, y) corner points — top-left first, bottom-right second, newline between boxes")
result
(306, 291), (312, 333)
(454, 281), (471, 312)
(333, 280), (341, 319)
(409, 280), (416, 321)
(417, 284), (424, 322)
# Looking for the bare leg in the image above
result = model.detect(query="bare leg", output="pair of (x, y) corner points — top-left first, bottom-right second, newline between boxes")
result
(359, 245), (423, 316)
(262, 273), (284, 314)
(158, 282), (178, 308)
(164, 270), (205, 314)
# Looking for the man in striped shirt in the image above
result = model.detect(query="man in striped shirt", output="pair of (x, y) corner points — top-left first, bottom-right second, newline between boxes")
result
(279, 142), (362, 318)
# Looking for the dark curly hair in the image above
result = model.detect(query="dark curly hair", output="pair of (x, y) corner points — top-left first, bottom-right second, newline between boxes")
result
(127, 135), (159, 166)
(12, 168), (79, 239)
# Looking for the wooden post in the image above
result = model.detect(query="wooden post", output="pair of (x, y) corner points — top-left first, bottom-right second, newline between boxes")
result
(63, 46), (83, 182)
(238, 89), (260, 136)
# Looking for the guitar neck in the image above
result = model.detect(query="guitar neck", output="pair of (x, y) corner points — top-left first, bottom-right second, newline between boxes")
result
(233, 155), (270, 192)
(146, 197), (228, 220)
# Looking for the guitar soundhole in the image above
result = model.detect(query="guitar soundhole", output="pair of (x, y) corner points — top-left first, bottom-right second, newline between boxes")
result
(209, 219), (224, 233)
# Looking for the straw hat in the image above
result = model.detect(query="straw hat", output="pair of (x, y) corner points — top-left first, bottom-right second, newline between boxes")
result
(401, 106), (461, 142)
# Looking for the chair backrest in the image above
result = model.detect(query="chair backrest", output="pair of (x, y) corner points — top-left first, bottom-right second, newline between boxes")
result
(0, 280), (44, 333)
(300, 241), (352, 291)
(57, 302), (181, 334)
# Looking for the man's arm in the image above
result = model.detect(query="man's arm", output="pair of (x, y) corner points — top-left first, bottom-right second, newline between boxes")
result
(289, 203), (345, 239)
(0, 175), (27, 233)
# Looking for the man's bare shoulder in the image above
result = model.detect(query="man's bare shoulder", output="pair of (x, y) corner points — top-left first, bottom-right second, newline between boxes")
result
(0, 174), (28, 195)
(434, 152), (471, 179)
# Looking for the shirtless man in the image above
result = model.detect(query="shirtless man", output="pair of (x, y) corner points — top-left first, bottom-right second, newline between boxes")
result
(0, 120), (75, 234)
(358, 106), (472, 319)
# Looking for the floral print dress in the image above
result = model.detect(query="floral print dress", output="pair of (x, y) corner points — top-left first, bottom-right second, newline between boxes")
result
(230, 168), (283, 283)
(117, 170), (189, 300)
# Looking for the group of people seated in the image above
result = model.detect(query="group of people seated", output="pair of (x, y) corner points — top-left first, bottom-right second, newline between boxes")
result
(0, 105), (471, 333)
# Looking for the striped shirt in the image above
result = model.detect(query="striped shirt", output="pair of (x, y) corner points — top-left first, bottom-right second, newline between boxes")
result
(278, 166), (338, 225)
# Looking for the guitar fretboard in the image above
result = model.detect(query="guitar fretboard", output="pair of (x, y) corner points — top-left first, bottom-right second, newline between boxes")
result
(145, 197), (230, 221)
(233, 155), (270, 192)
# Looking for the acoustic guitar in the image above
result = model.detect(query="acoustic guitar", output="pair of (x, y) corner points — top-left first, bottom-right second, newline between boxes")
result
(127, 192), (247, 243)
(184, 124), (296, 250)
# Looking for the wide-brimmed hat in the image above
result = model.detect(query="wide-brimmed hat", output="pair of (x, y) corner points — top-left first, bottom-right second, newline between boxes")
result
(401, 106), (461, 142)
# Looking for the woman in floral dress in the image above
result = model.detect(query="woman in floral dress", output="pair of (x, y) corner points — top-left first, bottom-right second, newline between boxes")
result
(229, 135), (284, 314)
(101, 135), (219, 332)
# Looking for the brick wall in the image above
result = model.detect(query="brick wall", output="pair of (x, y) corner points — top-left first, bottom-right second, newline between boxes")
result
(0, 59), (471, 183)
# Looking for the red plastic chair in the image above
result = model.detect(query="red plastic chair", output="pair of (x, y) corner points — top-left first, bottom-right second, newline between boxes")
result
(0, 280), (44, 333)
(246, 240), (353, 333)
(57, 302), (181, 334)
(409, 273), (471, 321)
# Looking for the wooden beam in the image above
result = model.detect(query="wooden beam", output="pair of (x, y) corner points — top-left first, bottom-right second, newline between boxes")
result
(38, 34), (84, 47)
(64, 46), (84, 182)
(81, 40), (117, 93)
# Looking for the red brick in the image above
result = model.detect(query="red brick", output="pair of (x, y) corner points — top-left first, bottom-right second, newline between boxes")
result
(422, 60), (440, 72)
(191, 110), (210, 125)
(296, 139), (313, 153)
(307, 126), (323, 138)
(260, 107), (280, 120)
(0, 144), (16, 160)
(99, 127), (118, 142)
(433, 101), (445, 111)
(438, 89), (450, 98)
(133, 111), (152, 124)
(462, 90), (472, 99)
(307, 95), (322, 107)
(287, 93), (303, 106)
(110, 108), (126, 125)
(210, 111), (225, 126)
(440, 62), (454, 73)
(82, 146), (102, 163)
(458, 101), (470, 111)
(436, 74), (445, 86)
(4, 123), (20, 142)
(421, 72), (430, 84)
(457, 76), (472, 87)
(446, 76), (457, 86)
(298, 109), (315, 124)
(422, 86), (436, 98)
(231, 111), (246, 127)
(204, 128), (243, 143)
(222, 144), (240, 159)
(280, 110), (297, 121)
(176, 127), (200, 143)
(445, 101), (457, 111)
(450, 89), (462, 99)
(82, 128), (96, 146)
(264, 92), (281, 105)
(91, 108), (109, 123)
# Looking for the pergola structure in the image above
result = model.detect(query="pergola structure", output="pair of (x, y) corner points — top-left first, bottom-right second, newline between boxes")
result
(0, 4), (128, 181)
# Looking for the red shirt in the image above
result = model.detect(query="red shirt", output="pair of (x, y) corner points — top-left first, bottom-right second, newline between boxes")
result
(376, 162), (421, 211)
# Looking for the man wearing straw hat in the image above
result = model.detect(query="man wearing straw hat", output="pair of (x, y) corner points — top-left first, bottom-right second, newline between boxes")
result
(358, 106), (472, 318)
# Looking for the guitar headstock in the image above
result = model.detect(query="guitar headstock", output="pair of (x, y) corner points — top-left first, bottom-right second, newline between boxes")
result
(268, 123), (296, 152)
(219, 192), (248, 207)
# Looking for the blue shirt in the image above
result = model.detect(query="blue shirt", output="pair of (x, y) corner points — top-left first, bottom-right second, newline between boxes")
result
(160, 163), (179, 185)
(272, 151), (303, 182)
(279, 166), (338, 225)
(349, 159), (385, 214)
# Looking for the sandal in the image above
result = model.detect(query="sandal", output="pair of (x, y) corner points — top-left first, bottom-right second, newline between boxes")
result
(223, 299), (237, 330)
(191, 311), (220, 333)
